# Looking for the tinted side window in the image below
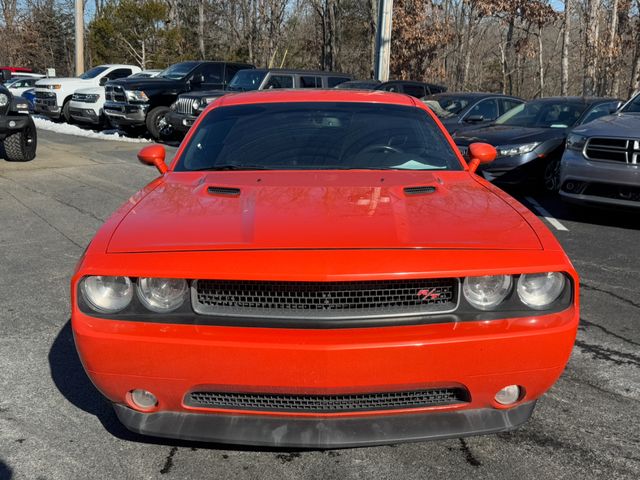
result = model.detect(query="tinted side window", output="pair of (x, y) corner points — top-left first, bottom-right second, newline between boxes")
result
(328, 77), (350, 87)
(466, 99), (498, 120)
(580, 102), (620, 125)
(381, 83), (399, 92)
(224, 65), (241, 83)
(499, 98), (523, 115)
(199, 64), (223, 83)
(107, 68), (133, 80)
(300, 76), (321, 88)
(264, 75), (293, 89)
(402, 84), (427, 98)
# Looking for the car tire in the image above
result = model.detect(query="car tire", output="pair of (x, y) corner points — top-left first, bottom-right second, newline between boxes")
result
(2, 117), (37, 162)
(146, 106), (174, 141)
(543, 158), (561, 192)
(61, 99), (72, 123)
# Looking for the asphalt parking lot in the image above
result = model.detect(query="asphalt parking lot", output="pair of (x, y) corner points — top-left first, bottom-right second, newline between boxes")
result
(0, 129), (639, 480)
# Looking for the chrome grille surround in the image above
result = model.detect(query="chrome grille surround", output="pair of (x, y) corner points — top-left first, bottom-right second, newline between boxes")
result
(184, 388), (470, 413)
(104, 85), (126, 103)
(192, 278), (460, 320)
(174, 96), (199, 115)
(584, 137), (640, 164)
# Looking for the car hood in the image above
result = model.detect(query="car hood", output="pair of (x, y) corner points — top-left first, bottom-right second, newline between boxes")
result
(35, 78), (84, 86)
(74, 86), (104, 95)
(107, 171), (542, 253)
(453, 125), (567, 146)
(571, 113), (640, 137)
(180, 89), (228, 100)
(108, 77), (181, 91)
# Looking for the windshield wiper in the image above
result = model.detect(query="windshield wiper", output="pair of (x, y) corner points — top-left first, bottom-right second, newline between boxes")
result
(192, 164), (273, 171)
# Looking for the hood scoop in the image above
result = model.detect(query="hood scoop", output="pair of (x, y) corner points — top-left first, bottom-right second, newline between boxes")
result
(207, 186), (241, 197)
(404, 186), (436, 196)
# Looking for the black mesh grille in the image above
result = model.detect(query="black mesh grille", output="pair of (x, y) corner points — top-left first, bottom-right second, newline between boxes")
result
(185, 388), (469, 412)
(193, 278), (458, 319)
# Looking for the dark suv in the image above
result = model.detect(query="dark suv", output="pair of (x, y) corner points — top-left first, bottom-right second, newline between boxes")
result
(0, 71), (36, 161)
(103, 61), (254, 140)
(336, 79), (447, 97)
(167, 68), (352, 134)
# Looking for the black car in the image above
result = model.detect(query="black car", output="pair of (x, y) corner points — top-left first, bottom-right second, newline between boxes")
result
(167, 68), (353, 134)
(336, 79), (447, 98)
(422, 93), (524, 134)
(0, 71), (36, 161)
(453, 97), (622, 190)
(103, 61), (254, 140)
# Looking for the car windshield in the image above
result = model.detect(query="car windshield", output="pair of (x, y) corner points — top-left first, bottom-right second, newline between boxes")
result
(423, 96), (471, 117)
(621, 94), (640, 113)
(176, 102), (462, 172)
(496, 101), (586, 128)
(159, 62), (199, 80)
(228, 70), (267, 91)
(79, 66), (108, 80)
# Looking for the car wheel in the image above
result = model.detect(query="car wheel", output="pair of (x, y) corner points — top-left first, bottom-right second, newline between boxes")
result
(2, 118), (37, 162)
(146, 106), (174, 141)
(544, 158), (561, 192)
(61, 100), (72, 123)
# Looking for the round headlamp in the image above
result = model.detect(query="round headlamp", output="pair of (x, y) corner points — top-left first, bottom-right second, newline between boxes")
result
(81, 276), (133, 313)
(192, 100), (200, 111)
(463, 275), (512, 310)
(517, 272), (565, 309)
(137, 277), (188, 313)
(0, 93), (8, 107)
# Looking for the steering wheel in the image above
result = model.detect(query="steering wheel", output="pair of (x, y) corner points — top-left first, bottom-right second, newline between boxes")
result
(359, 144), (404, 155)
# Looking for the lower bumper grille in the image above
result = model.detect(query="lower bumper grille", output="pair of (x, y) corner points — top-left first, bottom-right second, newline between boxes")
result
(185, 388), (469, 413)
(192, 278), (459, 319)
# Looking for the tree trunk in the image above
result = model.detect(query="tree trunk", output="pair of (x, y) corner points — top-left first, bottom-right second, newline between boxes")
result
(561, 0), (570, 96)
(504, 16), (515, 95)
(583, 0), (600, 96)
(198, 0), (205, 60)
(538, 27), (544, 98)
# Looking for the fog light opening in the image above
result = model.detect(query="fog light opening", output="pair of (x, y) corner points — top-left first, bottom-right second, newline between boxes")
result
(130, 389), (158, 410)
(9, 120), (16, 128)
(494, 385), (522, 406)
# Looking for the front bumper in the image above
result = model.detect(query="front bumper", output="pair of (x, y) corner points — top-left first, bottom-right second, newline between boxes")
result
(34, 100), (61, 118)
(0, 114), (30, 138)
(560, 149), (640, 208)
(104, 101), (148, 126)
(477, 152), (545, 184)
(114, 400), (536, 448)
(69, 104), (102, 125)
(166, 110), (197, 133)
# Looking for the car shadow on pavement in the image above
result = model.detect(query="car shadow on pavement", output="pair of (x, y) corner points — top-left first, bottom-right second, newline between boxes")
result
(0, 459), (13, 480)
(48, 320), (306, 453)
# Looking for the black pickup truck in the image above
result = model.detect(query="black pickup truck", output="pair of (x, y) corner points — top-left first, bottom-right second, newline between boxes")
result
(0, 72), (37, 161)
(103, 61), (254, 140)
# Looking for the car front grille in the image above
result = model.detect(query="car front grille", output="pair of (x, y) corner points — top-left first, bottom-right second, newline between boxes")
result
(184, 388), (470, 413)
(192, 278), (458, 319)
(174, 96), (199, 115)
(34, 90), (56, 107)
(105, 85), (126, 103)
(584, 137), (640, 164)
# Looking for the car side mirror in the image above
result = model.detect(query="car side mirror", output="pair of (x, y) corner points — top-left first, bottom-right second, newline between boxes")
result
(138, 145), (168, 174)
(465, 114), (484, 123)
(467, 143), (496, 174)
(99, 77), (109, 86)
(0, 70), (10, 82)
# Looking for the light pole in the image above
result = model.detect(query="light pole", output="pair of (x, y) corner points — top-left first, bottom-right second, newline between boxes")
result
(374, 0), (393, 81)
(75, 0), (84, 75)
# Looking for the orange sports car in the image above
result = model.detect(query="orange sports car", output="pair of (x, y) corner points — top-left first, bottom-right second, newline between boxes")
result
(71, 89), (579, 448)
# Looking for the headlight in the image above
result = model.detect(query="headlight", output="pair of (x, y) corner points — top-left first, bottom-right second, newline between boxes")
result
(0, 93), (8, 107)
(48, 84), (62, 90)
(81, 276), (133, 313)
(496, 142), (540, 157)
(517, 272), (566, 309)
(192, 100), (200, 111)
(463, 275), (512, 310)
(85, 94), (99, 102)
(566, 133), (587, 152)
(126, 90), (149, 102)
(137, 277), (188, 313)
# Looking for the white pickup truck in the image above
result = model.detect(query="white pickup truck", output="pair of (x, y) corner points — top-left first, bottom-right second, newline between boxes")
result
(34, 64), (140, 122)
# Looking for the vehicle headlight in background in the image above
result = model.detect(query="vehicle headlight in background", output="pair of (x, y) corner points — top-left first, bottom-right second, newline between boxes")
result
(85, 94), (99, 102)
(496, 142), (540, 157)
(517, 272), (566, 309)
(192, 100), (200, 111)
(81, 276), (133, 313)
(0, 93), (8, 106)
(137, 277), (188, 312)
(47, 84), (62, 90)
(566, 133), (588, 152)
(126, 90), (149, 102)
(197, 97), (218, 110)
(463, 275), (512, 310)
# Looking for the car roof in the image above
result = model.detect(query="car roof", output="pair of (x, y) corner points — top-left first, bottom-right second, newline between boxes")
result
(216, 89), (417, 108)
(425, 92), (519, 99)
(249, 68), (351, 76)
(526, 96), (619, 104)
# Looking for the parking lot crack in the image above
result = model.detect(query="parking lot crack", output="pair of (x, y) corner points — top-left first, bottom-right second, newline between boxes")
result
(581, 282), (640, 310)
(458, 438), (481, 467)
(575, 339), (640, 368)
(160, 446), (177, 475)
(580, 317), (640, 348)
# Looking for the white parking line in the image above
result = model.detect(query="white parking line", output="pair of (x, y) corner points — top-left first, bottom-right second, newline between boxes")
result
(524, 196), (569, 232)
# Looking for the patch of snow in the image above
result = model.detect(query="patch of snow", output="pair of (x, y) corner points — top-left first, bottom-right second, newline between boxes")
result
(33, 116), (150, 143)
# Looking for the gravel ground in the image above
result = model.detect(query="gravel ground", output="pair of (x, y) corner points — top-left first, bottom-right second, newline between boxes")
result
(0, 129), (638, 480)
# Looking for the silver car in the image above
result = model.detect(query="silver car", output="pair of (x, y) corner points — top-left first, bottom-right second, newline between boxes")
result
(560, 93), (640, 208)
